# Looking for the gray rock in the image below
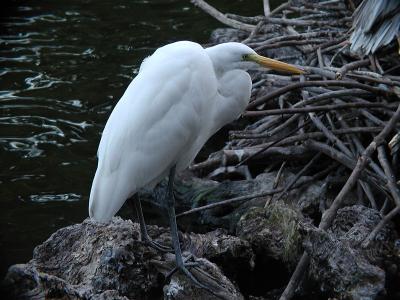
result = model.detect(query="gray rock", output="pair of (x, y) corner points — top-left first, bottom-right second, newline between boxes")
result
(305, 228), (385, 300)
(3, 217), (250, 300)
(235, 200), (395, 299)
(209, 28), (247, 44)
(304, 205), (393, 299)
(236, 201), (309, 267)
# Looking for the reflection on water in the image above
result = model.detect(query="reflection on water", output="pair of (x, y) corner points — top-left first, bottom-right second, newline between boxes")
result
(0, 0), (263, 275)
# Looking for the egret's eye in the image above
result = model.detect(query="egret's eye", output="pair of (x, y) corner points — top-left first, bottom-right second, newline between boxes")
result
(242, 54), (248, 61)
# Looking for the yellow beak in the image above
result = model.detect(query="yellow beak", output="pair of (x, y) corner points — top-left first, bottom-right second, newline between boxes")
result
(247, 53), (305, 74)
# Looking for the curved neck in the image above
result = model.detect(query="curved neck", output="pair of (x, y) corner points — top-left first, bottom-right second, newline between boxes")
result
(205, 45), (235, 77)
(210, 69), (252, 134)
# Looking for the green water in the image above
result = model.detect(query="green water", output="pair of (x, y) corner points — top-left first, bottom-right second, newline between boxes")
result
(0, 0), (270, 276)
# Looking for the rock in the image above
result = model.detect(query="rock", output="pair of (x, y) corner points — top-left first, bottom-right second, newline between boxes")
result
(3, 217), (251, 300)
(235, 202), (397, 299)
(3, 196), (398, 300)
(304, 205), (396, 299)
(162, 256), (243, 300)
(295, 179), (328, 217)
(329, 205), (394, 261)
(236, 201), (309, 267)
(209, 28), (247, 44)
(186, 229), (255, 283)
(305, 228), (385, 300)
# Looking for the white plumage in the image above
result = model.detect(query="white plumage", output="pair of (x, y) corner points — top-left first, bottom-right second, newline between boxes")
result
(89, 41), (255, 221)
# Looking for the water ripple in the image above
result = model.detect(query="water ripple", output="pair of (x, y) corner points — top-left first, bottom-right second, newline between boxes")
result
(30, 193), (81, 203)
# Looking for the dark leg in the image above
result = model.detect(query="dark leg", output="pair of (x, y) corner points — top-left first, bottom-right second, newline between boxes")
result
(129, 196), (172, 252)
(165, 166), (217, 293)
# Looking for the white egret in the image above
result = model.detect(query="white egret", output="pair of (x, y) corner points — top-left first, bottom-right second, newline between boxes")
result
(89, 41), (303, 290)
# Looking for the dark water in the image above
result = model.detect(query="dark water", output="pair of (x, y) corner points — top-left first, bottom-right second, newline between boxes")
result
(0, 0), (268, 276)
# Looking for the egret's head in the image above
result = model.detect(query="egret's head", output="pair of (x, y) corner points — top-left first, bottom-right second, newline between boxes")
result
(206, 42), (304, 74)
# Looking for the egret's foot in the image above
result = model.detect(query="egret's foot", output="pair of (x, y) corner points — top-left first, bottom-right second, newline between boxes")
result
(175, 262), (222, 298)
(165, 254), (198, 280)
(141, 235), (173, 253)
(165, 255), (222, 298)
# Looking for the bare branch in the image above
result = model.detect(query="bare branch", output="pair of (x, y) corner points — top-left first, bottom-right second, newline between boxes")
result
(191, 0), (255, 31)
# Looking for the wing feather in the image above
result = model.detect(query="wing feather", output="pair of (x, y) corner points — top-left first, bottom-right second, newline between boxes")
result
(89, 41), (216, 222)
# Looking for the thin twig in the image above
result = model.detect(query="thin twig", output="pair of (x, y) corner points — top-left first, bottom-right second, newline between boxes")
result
(265, 161), (287, 207)
(248, 80), (391, 109)
(235, 118), (314, 167)
(362, 206), (400, 248)
(275, 153), (322, 201)
(245, 102), (393, 117)
(281, 103), (400, 300)
(232, 126), (382, 140)
(191, 0), (255, 31)
(361, 146), (400, 246)
(309, 112), (353, 157)
(336, 59), (370, 79)
(242, 21), (264, 44)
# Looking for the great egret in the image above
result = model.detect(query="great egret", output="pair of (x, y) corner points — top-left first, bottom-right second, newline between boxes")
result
(89, 41), (303, 290)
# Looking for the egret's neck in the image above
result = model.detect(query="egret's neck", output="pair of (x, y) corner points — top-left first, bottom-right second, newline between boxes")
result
(205, 46), (235, 77)
(205, 43), (252, 134)
(210, 69), (252, 136)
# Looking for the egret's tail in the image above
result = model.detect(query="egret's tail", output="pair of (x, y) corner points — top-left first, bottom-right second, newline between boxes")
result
(88, 168), (130, 223)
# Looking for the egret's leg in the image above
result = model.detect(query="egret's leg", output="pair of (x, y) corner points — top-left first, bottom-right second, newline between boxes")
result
(129, 196), (172, 252)
(165, 166), (216, 293)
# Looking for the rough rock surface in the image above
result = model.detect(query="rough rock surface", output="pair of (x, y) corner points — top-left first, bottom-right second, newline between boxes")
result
(3, 217), (252, 300)
(209, 28), (247, 44)
(3, 179), (398, 300)
(236, 201), (309, 266)
(235, 201), (397, 299)
(304, 205), (395, 299)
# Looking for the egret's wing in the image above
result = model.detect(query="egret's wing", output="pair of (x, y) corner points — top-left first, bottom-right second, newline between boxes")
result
(89, 42), (217, 222)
